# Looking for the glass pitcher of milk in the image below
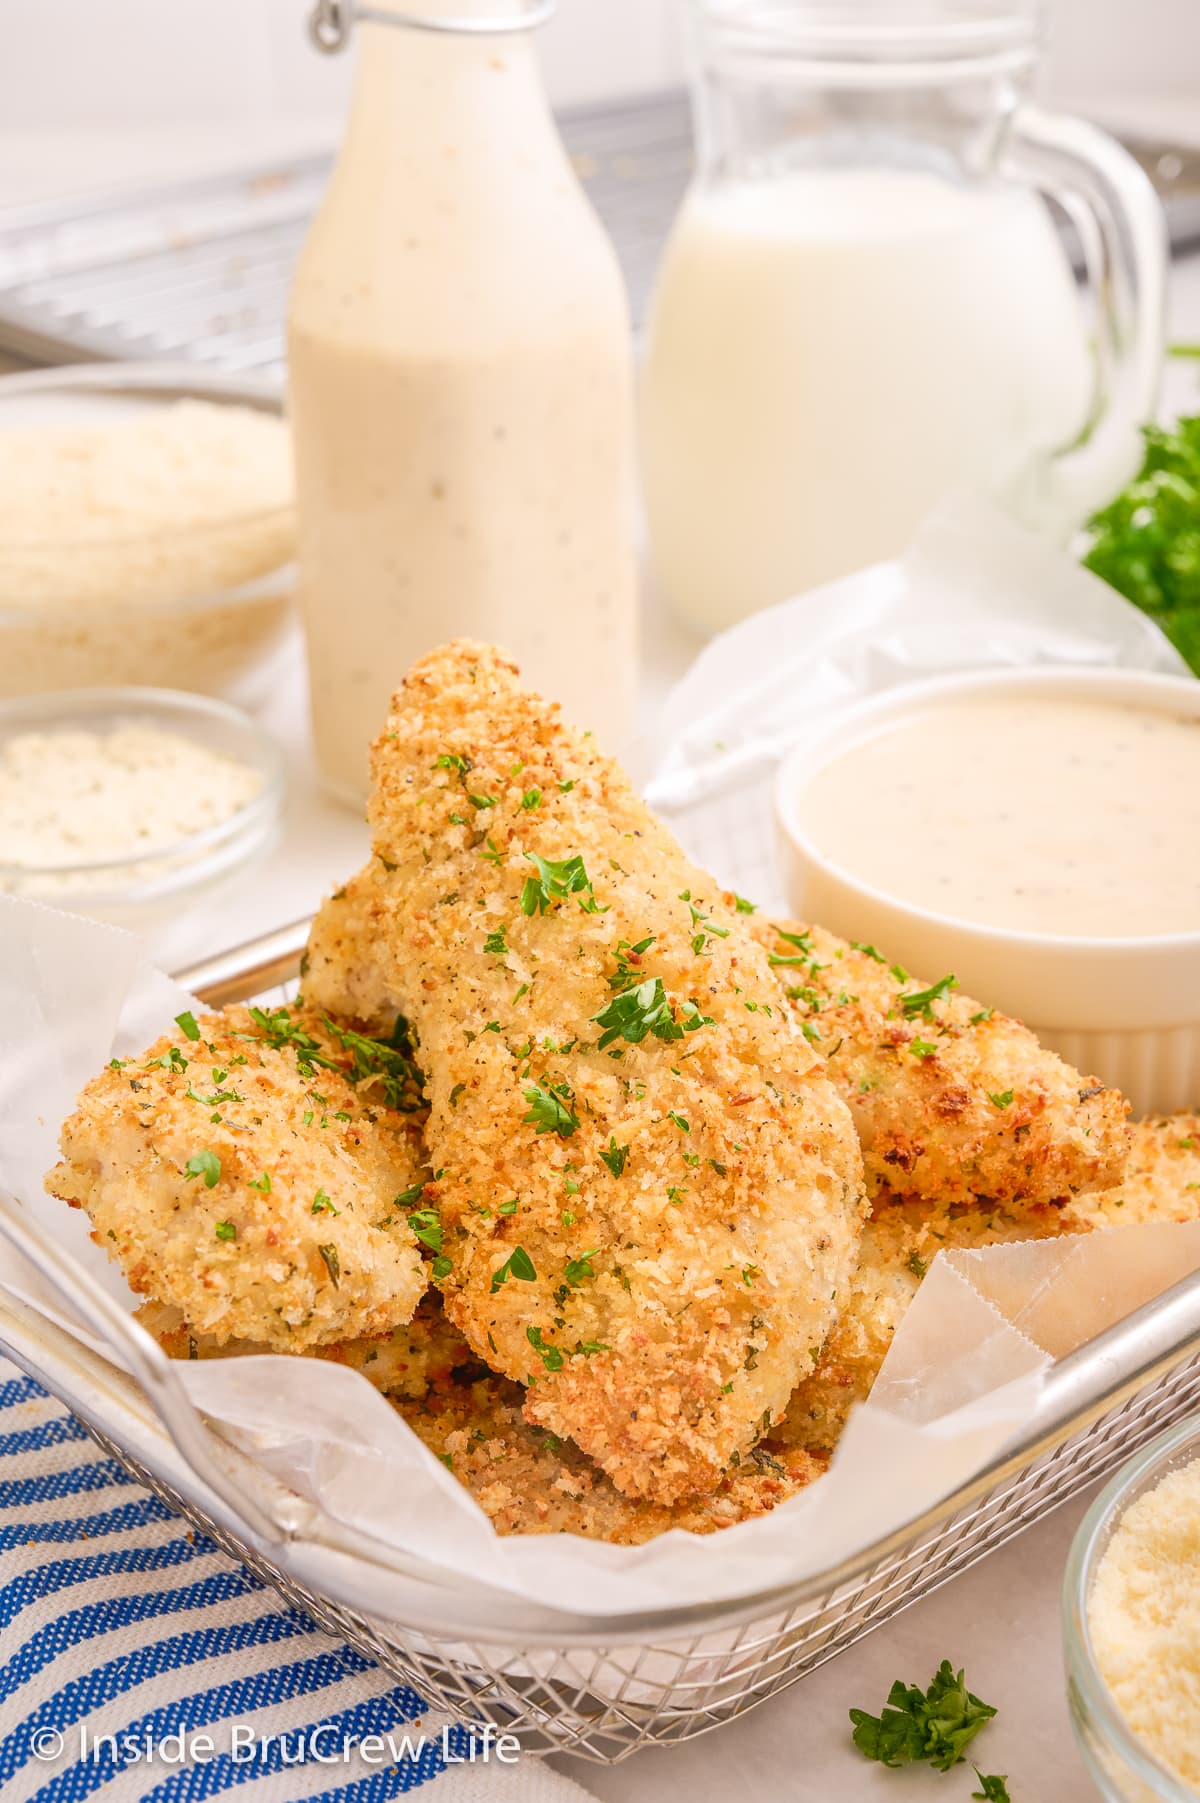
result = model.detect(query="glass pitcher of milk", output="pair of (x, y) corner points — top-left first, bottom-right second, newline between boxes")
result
(641, 0), (1167, 635)
(289, 0), (638, 803)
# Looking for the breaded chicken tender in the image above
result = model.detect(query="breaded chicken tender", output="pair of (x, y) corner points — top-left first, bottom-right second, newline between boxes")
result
(135, 1294), (467, 1397)
(397, 1364), (824, 1543)
(305, 641), (867, 1504)
(1067, 1112), (1200, 1229)
(778, 1110), (1200, 1456)
(776, 1196), (1077, 1455)
(749, 918), (1129, 1207)
(48, 1005), (428, 1350)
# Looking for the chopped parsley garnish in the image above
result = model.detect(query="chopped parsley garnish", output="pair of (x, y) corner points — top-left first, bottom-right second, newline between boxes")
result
(394, 1181), (427, 1210)
(522, 1079), (579, 1137)
(468, 792), (496, 811)
(599, 1137), (628, 1178)
(563, 1248), (599, 1286)
(175, 1011), (201, 1042)
(970, 1008), (994, 1025)
(851, 941), (886, 962)
(909, 1038), (938, 1059)
(770, 926), (819, 967)
(184, 1149), (221, 1188)
(433, 752), (473, 776)
(479, 836), (504, 867)
(849, 1661), (997, 1772)
(432, 1254), (453, 1280)
(607, 935), (656, 990)
(320, 1013), (424, 1114)
(317, 1244), (340, 1288)
(249, 1172), (272, 1193)
(520, 851), (604, 916)
(520, 788), (542, 811)
(145, 1046), (190, 1074)
(408, 1207), (443, 1252)
(679, 889), (730, 952)
(526, 1325), (564, 1372)
(733, 893), (757, 913)
(498, 1198), (519, 1217)
(185, 1084), (244, 1109)
(592, 975), (713, 1051)
(900, 974), (958, 1018)
(907, 1251), (928, 1278)
(988, 1089), (1015, 1109)
(667, 1110), (690, 1133)
(491, 1245), (537, 1293)
(483, 925), (508, 958)
(558, 778), (575, 792)
(214, 1220), (237, 1242)
(311, 1188), (340, 1216)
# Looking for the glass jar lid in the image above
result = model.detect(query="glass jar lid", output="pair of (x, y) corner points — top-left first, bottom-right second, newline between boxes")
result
(694, 0), (1044, 74)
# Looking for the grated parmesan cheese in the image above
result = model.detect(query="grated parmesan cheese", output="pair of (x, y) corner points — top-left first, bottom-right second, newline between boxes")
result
(1089, 1455), (1200, 1789)
(0, 721), (263, 891)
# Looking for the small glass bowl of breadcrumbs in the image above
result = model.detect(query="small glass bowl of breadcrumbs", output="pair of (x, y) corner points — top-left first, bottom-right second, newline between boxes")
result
(0, 362), (295, 701)
(0, 686), (284, 930)
(1064, 1412), (1200, 1802)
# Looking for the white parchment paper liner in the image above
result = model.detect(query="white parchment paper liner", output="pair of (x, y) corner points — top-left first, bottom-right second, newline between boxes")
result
(4, 892), (1200, 1628)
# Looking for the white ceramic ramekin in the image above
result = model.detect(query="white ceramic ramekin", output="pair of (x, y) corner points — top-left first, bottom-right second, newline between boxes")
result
(775, 666), (1200, 1116)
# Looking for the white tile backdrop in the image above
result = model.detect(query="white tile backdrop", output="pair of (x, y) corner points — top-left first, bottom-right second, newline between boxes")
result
(0, 0), (1196, 133)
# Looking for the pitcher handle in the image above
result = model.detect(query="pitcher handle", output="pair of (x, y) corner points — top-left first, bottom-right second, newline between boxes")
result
(1004, 104), (1168, 533)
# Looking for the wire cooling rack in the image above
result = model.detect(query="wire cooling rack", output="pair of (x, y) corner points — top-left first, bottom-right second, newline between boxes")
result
(3, 916), (1200, 1764)
(1, 92), (1199, 376)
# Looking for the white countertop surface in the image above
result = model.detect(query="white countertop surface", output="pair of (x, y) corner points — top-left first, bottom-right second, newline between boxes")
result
(4, 119), (1200, 1803)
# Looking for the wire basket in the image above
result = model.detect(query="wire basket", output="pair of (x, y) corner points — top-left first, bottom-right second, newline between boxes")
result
(3, 917), (1200, 1766)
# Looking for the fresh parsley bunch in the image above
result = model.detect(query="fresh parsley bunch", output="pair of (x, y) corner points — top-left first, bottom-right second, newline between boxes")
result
(1083, 416), (1200, 674)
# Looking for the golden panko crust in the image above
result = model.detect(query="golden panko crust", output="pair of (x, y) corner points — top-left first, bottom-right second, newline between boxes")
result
(47, 1005), (428, 1350)
(749, 917), (1129, 1207)
(305, 640), (867, 1504)
(777, 1195), (1085, 1454)
(135, 1294), (468, 1398)
(397, 1365), (824, 1543)
(1067, 1112), (1200, 1229)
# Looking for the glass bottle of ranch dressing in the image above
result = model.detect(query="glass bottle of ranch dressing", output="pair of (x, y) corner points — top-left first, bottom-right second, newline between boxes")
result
(290, 0), (638, 803)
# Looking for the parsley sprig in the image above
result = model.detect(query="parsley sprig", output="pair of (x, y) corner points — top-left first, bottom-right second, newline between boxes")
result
(901, 974), (958, 1018)
(849, 1661), (997, 1772)
(1083, 415), (1200, 673)
(522, 1079), (580, 1138)
(491, 1245), (537, 1293)
(520, 851), (606, 916)
(592, 976), (713, 1051)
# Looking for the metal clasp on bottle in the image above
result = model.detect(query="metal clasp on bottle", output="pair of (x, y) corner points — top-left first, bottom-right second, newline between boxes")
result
(308, 0), (556, 51)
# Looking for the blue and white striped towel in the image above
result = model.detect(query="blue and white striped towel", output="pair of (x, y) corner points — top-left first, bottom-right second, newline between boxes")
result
(0, 1359), (593, 1803)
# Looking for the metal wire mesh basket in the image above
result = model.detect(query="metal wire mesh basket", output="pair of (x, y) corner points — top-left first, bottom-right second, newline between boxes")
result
(3, 917), (1200, 1766)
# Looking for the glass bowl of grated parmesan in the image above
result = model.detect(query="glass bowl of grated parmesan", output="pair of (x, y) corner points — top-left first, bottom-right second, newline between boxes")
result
(0, 363), (295, 702)
(1064, 1412), (1200, 1802)
(0, 686), (284, 928)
